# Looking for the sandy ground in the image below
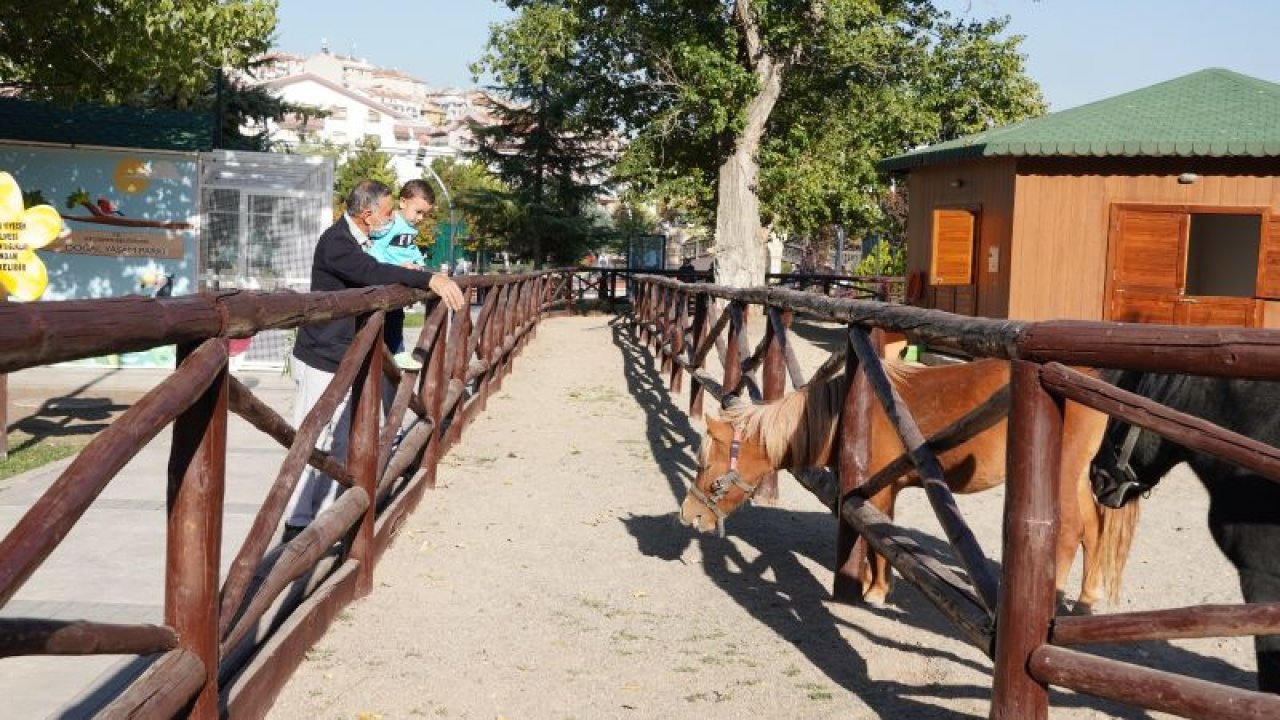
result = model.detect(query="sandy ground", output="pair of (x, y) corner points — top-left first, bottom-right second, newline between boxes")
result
(268, 313), (1253, 720)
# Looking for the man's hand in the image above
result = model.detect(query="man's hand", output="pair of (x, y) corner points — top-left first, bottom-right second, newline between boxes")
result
(428, 272), (466, 311)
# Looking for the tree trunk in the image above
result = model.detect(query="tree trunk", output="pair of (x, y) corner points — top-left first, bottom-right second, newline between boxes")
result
(713, 12), (789, 289)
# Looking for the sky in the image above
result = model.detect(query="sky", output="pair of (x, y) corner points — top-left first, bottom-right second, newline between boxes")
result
(274, 1), (1279, 111)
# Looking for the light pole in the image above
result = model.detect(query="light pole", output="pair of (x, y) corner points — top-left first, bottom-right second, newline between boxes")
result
(423, 162), (456, 272)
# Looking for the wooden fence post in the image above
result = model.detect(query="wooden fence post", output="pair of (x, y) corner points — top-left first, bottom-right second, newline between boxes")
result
(722, 302), (744, 405)
(347, 313), (383, 597)
(165, 339), (228, 719)
(757, 307), (791, 504)
(834, 326), (877, 602)
(688, 293), (709, 422)
(669, 289), (688, 394)
(991, 359), (1062, 719)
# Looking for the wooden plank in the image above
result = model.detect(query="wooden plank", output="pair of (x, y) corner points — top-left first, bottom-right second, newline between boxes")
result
(221, 561), (360, 719)
(841, 494), (991, 653)
(848, 327), (999, 613)
(228, 377), (352, 487)
(835, 328), (874, 603)
(767, 307), (807, 389)
(1029, 644), (1280, 720)
(0, 339), (225, 607)
(217, 314), (382, 637)
(0, 619), (177, 657)
(688, 294), (710, 421)
(165, 340), (229, 719)
(347, 314), (384, 598)
(1017, 321), (1280, 379)
(220, 489), (369, 656)
(990, 360), (1062, 720)
(98, 648), (205, 720)
(1052, 602), (1280, 646)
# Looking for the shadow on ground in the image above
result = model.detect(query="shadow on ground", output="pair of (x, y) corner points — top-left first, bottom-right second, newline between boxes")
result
(608, 313), (1254, 718)
(4, 370), (139, 458)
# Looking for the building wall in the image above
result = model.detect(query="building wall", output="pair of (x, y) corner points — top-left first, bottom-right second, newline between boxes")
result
(1009, 158), (1280, 321)
(904, 157), (1017, 318)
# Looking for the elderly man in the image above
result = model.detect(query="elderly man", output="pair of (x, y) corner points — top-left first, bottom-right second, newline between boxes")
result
(283, 179), (464, 541)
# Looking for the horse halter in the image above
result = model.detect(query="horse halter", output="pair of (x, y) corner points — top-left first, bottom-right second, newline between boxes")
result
(687, 429), (760, 537)
(1091, 423), (1154, 509)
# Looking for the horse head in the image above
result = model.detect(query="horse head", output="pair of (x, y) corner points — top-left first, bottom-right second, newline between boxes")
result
(1089, 371), (1185, 509)
(679, 414), (773, 536)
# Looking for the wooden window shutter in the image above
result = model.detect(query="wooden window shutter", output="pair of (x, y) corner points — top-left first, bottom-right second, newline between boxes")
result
(1110, 208), (1187, 293)
(1257, 216), (1280, 300)
(930, 209), (975, 286)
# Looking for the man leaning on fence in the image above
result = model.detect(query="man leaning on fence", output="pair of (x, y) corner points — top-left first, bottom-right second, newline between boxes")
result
(282, 179), (465, 542)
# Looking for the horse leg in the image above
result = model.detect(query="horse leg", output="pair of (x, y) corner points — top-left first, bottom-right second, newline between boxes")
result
(1239, 568), (1280, 693)
(860, 484), (899, 606)
(1050, 465), (1091, 614)
(1069, 468), (1105, 613)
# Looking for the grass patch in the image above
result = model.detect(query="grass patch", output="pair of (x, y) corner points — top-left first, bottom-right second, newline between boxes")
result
(0, 430), (89, 483)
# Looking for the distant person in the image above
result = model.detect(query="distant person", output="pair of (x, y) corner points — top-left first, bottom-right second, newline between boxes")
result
(367, 179), (435, 366)
(677, 258), (696, 283)
(283, 179), (464, 543)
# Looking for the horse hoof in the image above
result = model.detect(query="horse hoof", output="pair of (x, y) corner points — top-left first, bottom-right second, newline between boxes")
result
(862, 592), (889, 608)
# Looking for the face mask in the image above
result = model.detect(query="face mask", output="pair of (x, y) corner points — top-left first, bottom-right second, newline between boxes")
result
(369, 215), (394, 239)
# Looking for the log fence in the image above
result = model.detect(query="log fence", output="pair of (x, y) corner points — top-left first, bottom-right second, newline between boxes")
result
(632, 273), (1280, 720)
(0, 270), (575, 717)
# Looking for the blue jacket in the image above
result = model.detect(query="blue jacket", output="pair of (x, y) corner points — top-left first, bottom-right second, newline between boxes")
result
(293, 215), (437, 372)
(369, 213), (425, 268)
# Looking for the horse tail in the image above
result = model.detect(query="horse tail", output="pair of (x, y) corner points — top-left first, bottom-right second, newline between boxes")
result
(1097, 498), (1141, 604)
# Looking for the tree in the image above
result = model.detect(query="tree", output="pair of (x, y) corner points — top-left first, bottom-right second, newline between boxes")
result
(422, 157), (508, 261)
(0, 1), (275, 108)
(0, 1), (304, 151)
(494, 1), (1044, 287)
(472, 4), (615, 265)
(333, 137), (398, 213)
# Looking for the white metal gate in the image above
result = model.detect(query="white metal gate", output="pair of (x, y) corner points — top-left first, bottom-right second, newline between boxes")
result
(199, 150), (333, 369)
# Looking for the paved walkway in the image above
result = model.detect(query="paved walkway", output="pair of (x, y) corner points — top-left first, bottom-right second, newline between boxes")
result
(1, 363), (297, 718)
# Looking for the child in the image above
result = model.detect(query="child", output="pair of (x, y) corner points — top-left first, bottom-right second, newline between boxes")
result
(367, 179), (435, 369)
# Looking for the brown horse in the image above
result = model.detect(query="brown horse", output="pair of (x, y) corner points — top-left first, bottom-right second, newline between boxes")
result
(679, 358), (1139, 612)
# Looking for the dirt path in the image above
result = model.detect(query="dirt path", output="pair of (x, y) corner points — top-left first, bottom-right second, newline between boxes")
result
(269, 314), (1253, 719)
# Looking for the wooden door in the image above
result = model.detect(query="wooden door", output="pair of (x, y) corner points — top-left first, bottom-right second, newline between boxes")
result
(1107, 208), (1187, 322)
(929, 208), (978, 315)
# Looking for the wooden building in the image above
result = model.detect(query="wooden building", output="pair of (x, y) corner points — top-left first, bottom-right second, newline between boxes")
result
(880, 68), (1280, 328)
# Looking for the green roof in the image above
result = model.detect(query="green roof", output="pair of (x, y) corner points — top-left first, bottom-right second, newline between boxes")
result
(0, 97), (213, 153)
(880, 68), (1280, 172)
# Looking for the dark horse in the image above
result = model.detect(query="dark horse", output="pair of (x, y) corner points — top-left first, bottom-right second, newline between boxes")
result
(1090, 370), (1280, 692)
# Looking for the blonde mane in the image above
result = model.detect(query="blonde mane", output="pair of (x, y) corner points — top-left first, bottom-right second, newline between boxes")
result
(715, 359), (919, 466)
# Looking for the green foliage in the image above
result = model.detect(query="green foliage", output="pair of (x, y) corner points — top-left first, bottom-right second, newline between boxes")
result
(423, 157), (508, 253)
(333, 136), (398, 212)
(0, 1), (276, 108)
(0, 2), (300, 151)
(472, 3), (616, 263)
(854, 236), (906, 277)
(493, 0), (1044, 278)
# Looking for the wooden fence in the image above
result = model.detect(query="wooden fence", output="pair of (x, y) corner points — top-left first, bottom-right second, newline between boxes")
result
(0, 269), (576, 717)
(567, 267), (904, 307)
(632, 274), (1280, 719)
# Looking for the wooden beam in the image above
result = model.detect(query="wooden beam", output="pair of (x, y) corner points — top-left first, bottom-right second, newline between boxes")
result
(0, 619), (177, 657)
(1029, 644), (1280, 720)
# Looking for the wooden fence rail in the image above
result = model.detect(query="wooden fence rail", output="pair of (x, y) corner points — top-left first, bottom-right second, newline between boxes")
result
(632, 273), (1280, 720)
(0, 269), (576, 718)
